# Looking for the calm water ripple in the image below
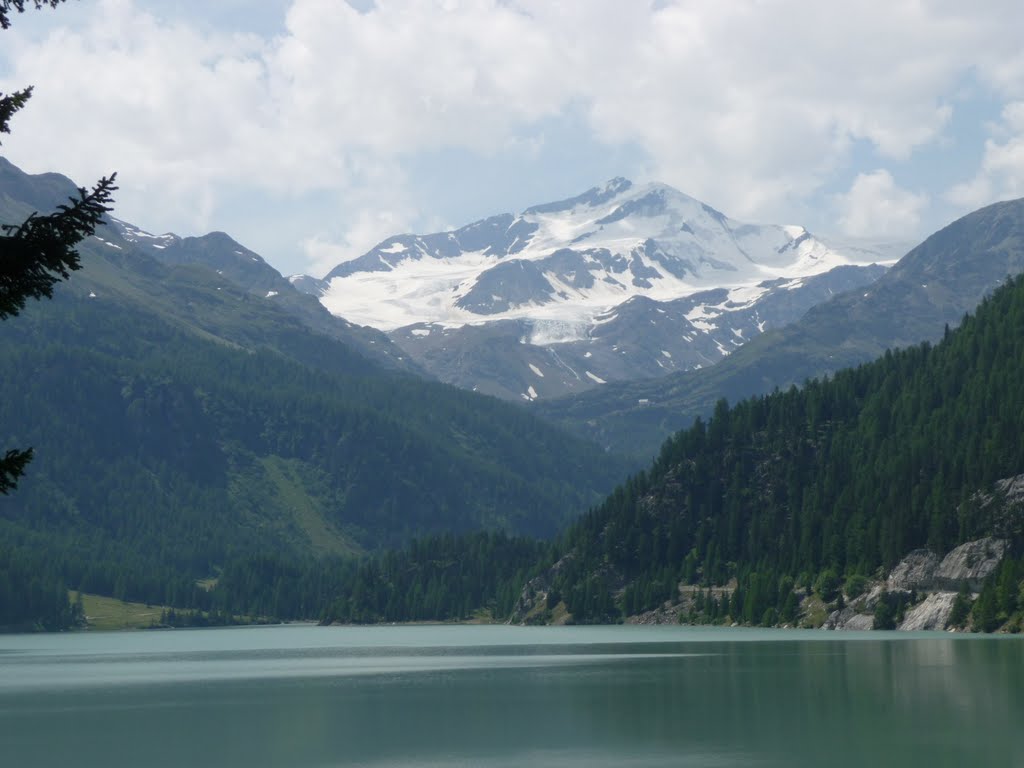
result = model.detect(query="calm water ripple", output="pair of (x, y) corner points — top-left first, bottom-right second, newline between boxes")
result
(0, 625), (1020, 768)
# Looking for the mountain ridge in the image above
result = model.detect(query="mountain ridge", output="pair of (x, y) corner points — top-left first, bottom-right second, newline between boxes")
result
(537, 196), (1024, 458)
(0, 156), (418, 375)
(300, 177), (904, 401)
(312, 177), (900, 329)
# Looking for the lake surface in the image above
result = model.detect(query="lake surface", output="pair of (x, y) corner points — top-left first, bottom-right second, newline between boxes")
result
(0, 624), (1021, 767)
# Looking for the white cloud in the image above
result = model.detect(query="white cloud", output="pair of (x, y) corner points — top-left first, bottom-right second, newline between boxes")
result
(301, 233), (361, 277)
(293, 157), (454, 276)
(948, 102), (1024, 211)
(836, 170), (928, 238)
(302, 208), (414, 277)
(2, 0), (1024, 272)
(1, 0), (273, 232)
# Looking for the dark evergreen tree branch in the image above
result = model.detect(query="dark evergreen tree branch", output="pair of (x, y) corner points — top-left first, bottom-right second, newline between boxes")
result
(0, 174), (118, 319)
(1, 3), (116, 497)
(0, 1), (67, 30)
(0, 448), (32, 494)
(0, 164), (116, 492)
(0, 87), (33, 140)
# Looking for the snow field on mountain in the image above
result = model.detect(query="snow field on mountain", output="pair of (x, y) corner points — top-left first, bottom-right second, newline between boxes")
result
(317, 179), (892, 339)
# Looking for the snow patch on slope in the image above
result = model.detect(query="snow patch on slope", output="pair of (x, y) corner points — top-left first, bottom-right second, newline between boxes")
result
(318, 179), (896, 342)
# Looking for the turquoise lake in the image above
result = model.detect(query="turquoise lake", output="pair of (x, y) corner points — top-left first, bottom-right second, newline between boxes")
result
(0, 624), (1020, 767)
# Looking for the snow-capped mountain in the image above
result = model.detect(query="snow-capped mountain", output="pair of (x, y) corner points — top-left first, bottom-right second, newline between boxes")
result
(301, 179), (905, 400)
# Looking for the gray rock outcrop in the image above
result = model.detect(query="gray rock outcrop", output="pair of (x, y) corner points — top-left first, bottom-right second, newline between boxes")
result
(995, 474), (1024, 504)
(883, 537), (1007, 594)
(823, 610), (874, 631)
(933, 537), (1007, 591)
(898, 592), (961, 631)
(822, 605), (876, 631)
(967, 474), (1024, 539)
(843, 614), (875, 631)
(821, 536), (1006, 631)
(887, 549), (940, 592)
(507, 553), (576, 624)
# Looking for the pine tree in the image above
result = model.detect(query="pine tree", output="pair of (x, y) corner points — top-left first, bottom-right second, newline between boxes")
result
(1, 2), (117, 493)
(972, 578), (1000, 633)
(872, 592), (897, 630)
(947, 582), (972, 629)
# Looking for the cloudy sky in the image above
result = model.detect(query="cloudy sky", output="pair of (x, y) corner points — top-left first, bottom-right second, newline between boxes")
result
(1, 0), (1023, 277)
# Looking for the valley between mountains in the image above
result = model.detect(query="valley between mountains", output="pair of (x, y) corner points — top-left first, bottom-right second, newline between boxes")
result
(1, 156), (1023, 635)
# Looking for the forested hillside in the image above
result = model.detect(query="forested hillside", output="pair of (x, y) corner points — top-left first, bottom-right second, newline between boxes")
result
(541, 273), (1024, 624)
(5, 151), (1024, 633)
(237, 274), (1024, 632)
(214, 532), (549, 624)
(12, 264), (1022, 631)
(0, 271), (629, 629)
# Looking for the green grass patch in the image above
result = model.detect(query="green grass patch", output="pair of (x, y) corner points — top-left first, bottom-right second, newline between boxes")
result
(71, 592), (165, 631)
(259, 456), (362, 558)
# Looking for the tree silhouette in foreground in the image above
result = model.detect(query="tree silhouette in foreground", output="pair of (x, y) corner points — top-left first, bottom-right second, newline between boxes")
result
(0, 1), (66, 30)
(1, 0), (116, 493)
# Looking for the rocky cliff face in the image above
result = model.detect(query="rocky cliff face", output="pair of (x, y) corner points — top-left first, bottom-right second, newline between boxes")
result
(887, 549), (941, 592)
(898, 593), (961, 631)
(884, 538), (1007, 593)
(821, 611), (874, 631)
(823, 536), (1009, 631)
(933, 538), (1008, 591)
(970, 474), (1024, 540)
(507, 554), (578, 625)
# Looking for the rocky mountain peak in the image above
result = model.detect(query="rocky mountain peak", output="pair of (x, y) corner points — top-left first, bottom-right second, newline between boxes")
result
(303, 178), (898, 402)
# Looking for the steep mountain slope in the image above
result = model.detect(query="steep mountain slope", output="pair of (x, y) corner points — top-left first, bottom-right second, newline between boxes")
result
(540, 198), (1024, 458)
(302, 179), (899, 400)
(390, 264), (887, 401)
(517, 272), (1024, 625)
(0, 275), (631, 603)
